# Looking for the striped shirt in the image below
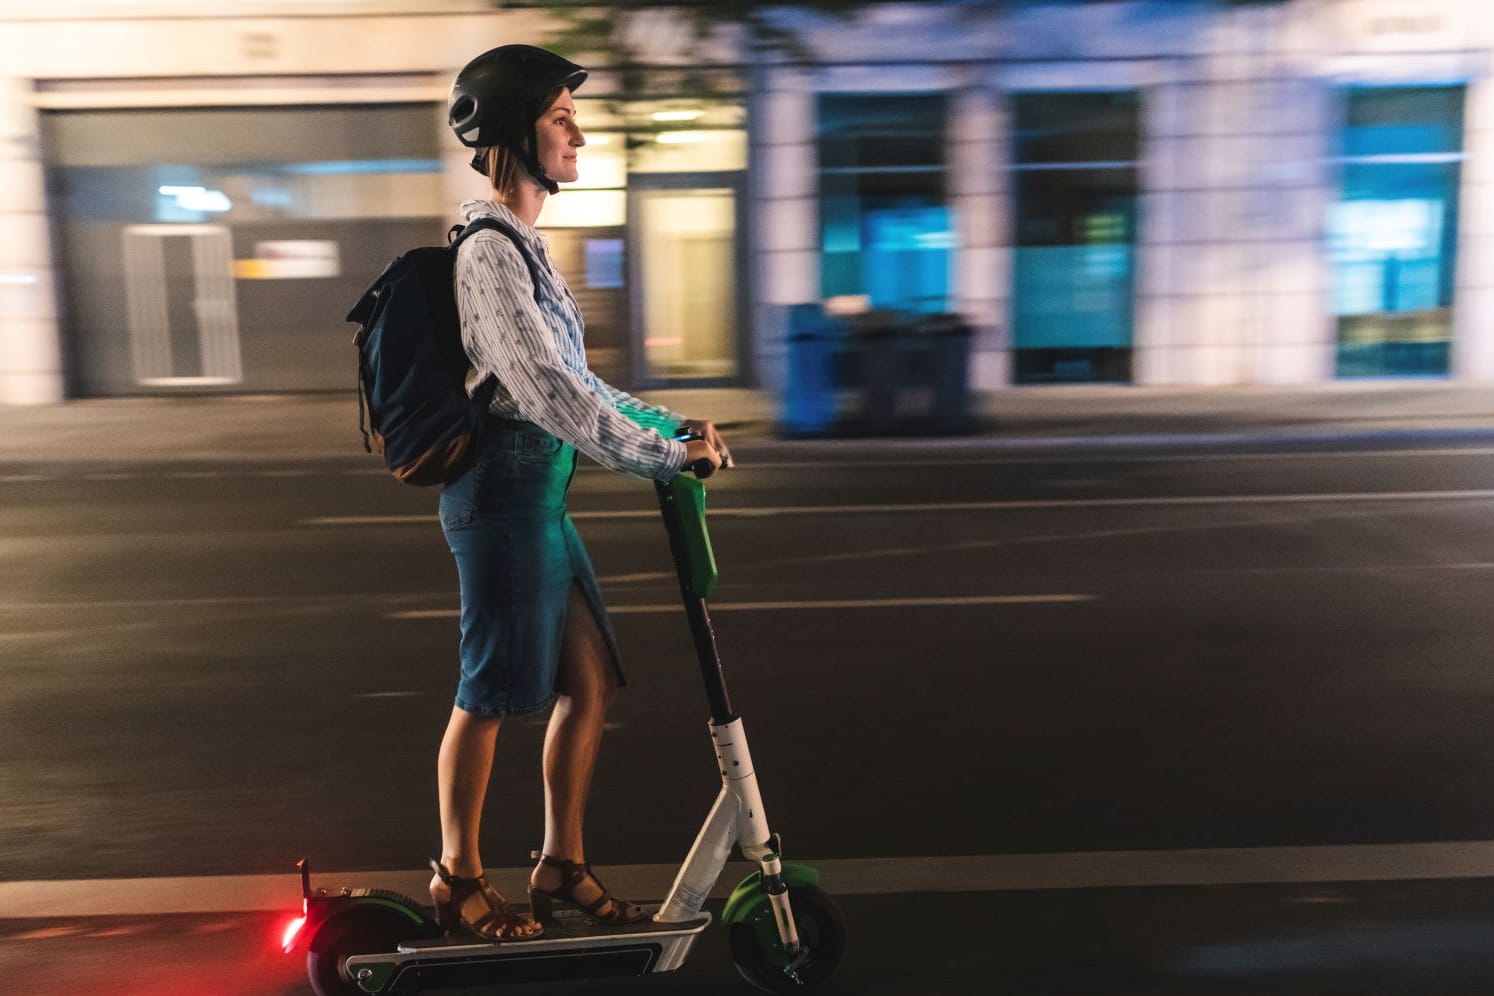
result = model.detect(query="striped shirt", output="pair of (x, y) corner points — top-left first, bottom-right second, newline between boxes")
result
(454, 198), (688, 481)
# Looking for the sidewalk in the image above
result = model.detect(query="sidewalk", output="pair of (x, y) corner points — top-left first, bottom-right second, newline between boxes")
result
(0, 382), (1491, 465)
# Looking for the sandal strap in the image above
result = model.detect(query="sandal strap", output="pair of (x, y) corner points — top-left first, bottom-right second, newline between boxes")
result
(530, 851), (634, 919)
(432, 863), (538, 939)
(531, 850), (585, 872)
(531, 851), (592, 888)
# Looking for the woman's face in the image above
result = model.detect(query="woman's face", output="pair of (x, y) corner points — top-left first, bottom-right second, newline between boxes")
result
(535, 89), (585, 185)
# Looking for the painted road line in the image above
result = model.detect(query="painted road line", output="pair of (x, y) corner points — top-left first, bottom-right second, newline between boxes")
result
(571, 447), (1494, 471)
(387, 594), (1095, 621)
(2, 448), (1490, 488)
(11, 841), (1494, 917)
(302, 489), (1494, 527)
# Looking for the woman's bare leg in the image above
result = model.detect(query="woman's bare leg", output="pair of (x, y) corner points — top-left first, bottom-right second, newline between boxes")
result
(431, 706), (543, 938)
(435, 706), (501, 880)
(531, 583), (630, 913)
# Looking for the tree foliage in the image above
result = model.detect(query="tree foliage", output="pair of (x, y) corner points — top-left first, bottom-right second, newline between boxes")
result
(502, 1), (1286, 104)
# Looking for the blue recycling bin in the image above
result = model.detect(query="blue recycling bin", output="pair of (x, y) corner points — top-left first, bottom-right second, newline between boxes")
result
(849, 310), (904, 435)
(921, 312), (973, 433)
(781, 303), (839, 436)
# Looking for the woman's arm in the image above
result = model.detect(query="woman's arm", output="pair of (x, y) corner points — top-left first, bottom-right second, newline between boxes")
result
(581, 370), (685, 435)
(583, 373), (733, 468)
(455, 231), (687, 480)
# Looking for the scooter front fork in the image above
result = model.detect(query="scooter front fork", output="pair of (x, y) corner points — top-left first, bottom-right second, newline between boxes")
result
(753, 844), (804, 959)
(658, 718), (802, 956)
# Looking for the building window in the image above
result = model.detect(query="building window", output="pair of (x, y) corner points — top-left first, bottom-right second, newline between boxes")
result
(42, 104), (445, 396)
(1330, 85), (1465, 378)
(817, 94), (952, 313)
(1010, 91), (1139, 384)
(617, 98), (748, 384)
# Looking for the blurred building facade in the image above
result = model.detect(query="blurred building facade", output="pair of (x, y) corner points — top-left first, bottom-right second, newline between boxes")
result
(1, 0), (1492, 404)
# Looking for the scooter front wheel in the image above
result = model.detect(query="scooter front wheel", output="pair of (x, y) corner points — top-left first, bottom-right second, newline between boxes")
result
(728, 884), (846, 992)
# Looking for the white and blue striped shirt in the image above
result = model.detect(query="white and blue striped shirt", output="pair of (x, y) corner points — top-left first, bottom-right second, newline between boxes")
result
(454, 198), (688, 481)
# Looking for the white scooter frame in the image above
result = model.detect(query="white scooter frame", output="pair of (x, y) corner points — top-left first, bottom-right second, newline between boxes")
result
(655, 715), (802, 960)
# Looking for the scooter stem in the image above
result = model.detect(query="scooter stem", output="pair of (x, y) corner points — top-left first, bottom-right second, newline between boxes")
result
(655, 476), (734, 723)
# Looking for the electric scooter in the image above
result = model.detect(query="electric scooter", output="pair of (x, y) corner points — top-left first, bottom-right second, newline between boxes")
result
(282, 461), (847, 994)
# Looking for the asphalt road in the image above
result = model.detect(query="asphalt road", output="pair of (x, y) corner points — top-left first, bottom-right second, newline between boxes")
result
(2, 437), (1494, 994)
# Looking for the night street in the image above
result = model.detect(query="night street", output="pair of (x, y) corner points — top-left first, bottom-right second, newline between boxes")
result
(5, 0), (1494, 991)
(2, 437), (1494, 993)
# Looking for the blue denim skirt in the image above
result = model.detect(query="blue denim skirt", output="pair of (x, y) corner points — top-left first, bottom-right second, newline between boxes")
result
(439, 418), (624, 717)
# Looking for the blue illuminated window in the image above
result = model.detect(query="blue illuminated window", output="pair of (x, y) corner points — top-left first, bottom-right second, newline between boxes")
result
(817, 95), (951, 313)
(1331, 86), (1465, 378)
(1010, 91), (1139, 384)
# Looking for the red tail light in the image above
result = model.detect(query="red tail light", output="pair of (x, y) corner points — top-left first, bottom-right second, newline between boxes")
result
(281, 914), (308, 953)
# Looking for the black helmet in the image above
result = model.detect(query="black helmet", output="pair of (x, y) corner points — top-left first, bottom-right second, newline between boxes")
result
(449, 44), (588, 194)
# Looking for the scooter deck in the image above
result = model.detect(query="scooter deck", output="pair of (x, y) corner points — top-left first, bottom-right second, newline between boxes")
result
(399, 907), (711, 950)
(344, 910), (712, 993)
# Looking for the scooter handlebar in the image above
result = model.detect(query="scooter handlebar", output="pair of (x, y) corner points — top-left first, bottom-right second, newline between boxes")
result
(675, 431), (720, 480)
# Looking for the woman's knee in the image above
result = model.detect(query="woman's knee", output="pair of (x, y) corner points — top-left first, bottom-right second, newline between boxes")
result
(557, 671), (617, 714)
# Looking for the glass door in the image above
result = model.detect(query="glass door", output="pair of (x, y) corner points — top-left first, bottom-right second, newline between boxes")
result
(121, 224), (242, 386)
(628, 173), (746, 384)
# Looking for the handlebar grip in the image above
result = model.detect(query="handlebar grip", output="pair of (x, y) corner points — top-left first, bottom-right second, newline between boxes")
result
(675, 429), (718, 480)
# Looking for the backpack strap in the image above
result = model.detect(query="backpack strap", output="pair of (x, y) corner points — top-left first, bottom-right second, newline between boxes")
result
(450, 217), (546, 304)
(448, 217), (547, 417)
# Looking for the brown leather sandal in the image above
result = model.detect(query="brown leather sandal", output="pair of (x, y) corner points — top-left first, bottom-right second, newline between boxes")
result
(429, 859), (543, 940)
(527, 851), (649, 927)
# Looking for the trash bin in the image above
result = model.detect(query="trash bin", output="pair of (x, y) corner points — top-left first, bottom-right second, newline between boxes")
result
(781, 303), (839, 436)
(921, 312), (973, 433)
(848, 310), (904, 435)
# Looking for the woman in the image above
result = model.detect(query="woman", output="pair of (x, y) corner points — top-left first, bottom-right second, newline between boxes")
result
(428, 44), (729, 941)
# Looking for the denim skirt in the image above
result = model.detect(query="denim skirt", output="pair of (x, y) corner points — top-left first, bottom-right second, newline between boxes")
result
(439, 418), (624, 717)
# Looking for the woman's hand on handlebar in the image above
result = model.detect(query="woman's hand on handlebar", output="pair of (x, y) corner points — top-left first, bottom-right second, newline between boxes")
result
(684, 439), (723, 478)
(681, 419), (732, 469)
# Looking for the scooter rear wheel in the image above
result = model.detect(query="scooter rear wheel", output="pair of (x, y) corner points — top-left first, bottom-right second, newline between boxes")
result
(729, 883), (846, 992)
(307, 905), (414, 996)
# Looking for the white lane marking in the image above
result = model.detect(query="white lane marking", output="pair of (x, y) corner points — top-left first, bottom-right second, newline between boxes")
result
(579, 448), (1494, 470)
(11, 841), (1494, 917)
(599, 571), (676, 584)
(2, 558), (1488, 619)
(301, 489), (1494, 527)
(0, 596), (295, 611)
(0, 447), (1489, 487)
(303, 514), (619, 526)
(388, 594), (1093, 621)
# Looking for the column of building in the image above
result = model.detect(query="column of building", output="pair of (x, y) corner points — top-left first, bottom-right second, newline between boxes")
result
(749, 67), (820, 394)
(1238, 1), (1336, 384)
(948, 79), (1010, 391)
(1454, 74), (1494, 379)
(0, 77), (64, 405)
(1137, 2), (1333, 386)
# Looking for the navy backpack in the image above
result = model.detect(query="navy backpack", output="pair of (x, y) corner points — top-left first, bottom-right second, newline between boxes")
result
(348, 218), (541, 486)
